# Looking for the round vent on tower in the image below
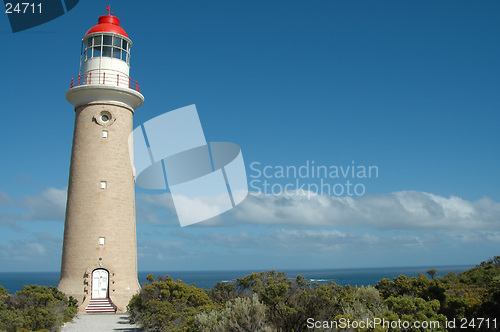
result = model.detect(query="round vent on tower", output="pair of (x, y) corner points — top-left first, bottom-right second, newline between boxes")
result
(95, 111), (114, 126)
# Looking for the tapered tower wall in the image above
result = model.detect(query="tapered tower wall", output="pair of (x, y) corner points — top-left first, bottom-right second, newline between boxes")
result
(58, 102), (140, 312)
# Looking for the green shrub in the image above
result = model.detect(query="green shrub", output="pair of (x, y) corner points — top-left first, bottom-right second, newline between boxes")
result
(0, 285), (77, 332)
(206, 282), (238, 305)
(384, 295), (447, 331)
(194, 294), (274, 332)
(128, 275), (215, 332)
(235, 271), (319, 331)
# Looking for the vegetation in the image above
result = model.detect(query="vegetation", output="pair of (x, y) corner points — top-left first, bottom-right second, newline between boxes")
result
(128, 274), (215, 332)
(426, 268), (437, 280)
(1, 257), (497, 331)
(194, 294), (274, 332)
(129, 256), (500, 332)
(0, 285), (77, 332)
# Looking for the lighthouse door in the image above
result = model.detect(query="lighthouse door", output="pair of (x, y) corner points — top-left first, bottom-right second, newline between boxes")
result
(91, 269), (109, 299)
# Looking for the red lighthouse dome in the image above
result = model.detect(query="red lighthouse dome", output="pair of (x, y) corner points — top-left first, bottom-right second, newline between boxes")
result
(85, 15), (128, 38)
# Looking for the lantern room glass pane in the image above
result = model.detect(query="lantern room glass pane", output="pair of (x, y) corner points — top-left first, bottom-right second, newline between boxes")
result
(102, 46), (111, 57)
(122, 40), (128, 50)
(103, 35), (112, 46)
(113, 47), (121, 59)
(93, 35), (101, 46)
(113, 36), (121, 47)
(86, 38), (92, 48)
(93, 46), (101, 57)
(121, 50), (127, 61)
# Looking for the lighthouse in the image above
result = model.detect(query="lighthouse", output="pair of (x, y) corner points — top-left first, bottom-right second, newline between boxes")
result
(58, 10), (143, 313)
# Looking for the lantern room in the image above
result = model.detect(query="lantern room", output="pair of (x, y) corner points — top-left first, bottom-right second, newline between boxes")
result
(83, 32), (131, 64)
(66, 10), (143, 109)
(72, 13), (138, 91)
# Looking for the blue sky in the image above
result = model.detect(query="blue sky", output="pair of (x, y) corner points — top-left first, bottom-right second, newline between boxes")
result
(0, 0), (499, 272)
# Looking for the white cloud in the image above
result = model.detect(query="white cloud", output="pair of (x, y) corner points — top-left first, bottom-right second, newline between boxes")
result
(19, 187), (67, 221)
(0, 238), (51, 262)
(230, 191), (500, 230)
(169, 228), (437, 253)
(447, 231), (500, 243)
(3, 186), (498, 234)
(137, 192), (176, 210)
(135, 192), (178, 225)
(0, 191), (14, 207)
(0, 188), (67, 226)
(260, 229), (440, 253)
(113, 224), (500, 271)
(137, 239), (193, 262)
(130, 229), (455, 272)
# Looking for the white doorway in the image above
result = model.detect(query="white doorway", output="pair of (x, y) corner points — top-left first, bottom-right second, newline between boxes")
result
(91, 269), (109, 299)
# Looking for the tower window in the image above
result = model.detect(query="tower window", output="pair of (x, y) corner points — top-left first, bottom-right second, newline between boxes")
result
(103, 35), (112, 46)
(82, 33), (132, 65)
(100, 181), (107, 189)
(99, 237), (105, 245)
(102, 46), (112, 57)
(102, 131), (108, 138)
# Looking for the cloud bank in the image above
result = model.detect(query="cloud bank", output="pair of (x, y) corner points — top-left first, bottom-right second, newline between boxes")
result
(0, 188), (66, 227)
(1, 188), (498, 232)
(231, 191), (500, 230)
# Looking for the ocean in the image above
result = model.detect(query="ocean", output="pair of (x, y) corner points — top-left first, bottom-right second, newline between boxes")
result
(0, 265), (472, 294)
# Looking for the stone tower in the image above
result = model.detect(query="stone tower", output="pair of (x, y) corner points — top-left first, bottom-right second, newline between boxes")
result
(58, 12), (143, 313)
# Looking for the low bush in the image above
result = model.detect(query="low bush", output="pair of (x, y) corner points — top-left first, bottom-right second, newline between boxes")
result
(128, 274), (215, 332)
(194, 294), (274, 332)
(0, 285), (77, 332)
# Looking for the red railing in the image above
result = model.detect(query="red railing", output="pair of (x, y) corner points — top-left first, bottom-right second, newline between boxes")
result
(70, 73), (141, 93)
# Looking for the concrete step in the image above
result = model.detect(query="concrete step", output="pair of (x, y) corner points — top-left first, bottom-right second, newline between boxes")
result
(86, 298), (117, 313)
